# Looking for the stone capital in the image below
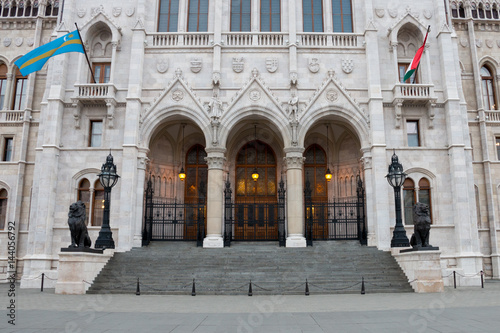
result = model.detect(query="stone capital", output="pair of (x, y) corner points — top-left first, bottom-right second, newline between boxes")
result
(284, 156), (305, 169)
(205, 156), (226, 170)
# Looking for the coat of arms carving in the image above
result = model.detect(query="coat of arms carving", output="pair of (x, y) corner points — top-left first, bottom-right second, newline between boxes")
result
(77, 8), (87, 18)
(171, 89), (185, 102)
(126, 7), (135, 17)
(15, 37), (23, 47)
(3, 38), (11, 47)
(233, 57), (244, 73)
(156, 59), (169, 73)
(342, 59), (354, 74)
(113, 7), (122, 17)
(190, 58), (202, 73)
(265, 57), (278, 73)
(308, 58), (320, 73)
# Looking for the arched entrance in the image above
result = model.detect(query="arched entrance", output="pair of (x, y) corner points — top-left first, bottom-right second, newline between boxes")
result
(234, 140), (278, 240)
(303, 121), (367, 244)
(143, 122), (207, 245)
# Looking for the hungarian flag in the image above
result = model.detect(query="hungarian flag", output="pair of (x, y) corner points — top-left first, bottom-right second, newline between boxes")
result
(403, 26), (430, 83)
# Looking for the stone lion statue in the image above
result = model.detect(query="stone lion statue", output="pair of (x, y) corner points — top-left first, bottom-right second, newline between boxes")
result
(68, 200), (91, 248)
(410, 202), (432, 248)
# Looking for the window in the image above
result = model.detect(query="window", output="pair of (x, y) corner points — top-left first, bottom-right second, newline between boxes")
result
(0, 63), (7, 109)
(231, 0), (251, 31)
(45, 0), (59, 17)
(451, 2), (458, 18)
(158, 0), (179, 32)
(0, 189), (7, 230)
(472, 2), (478, 18)
(481, 66), (497, 110)
(78, 179), (91, 225)
(188, 0), (209, 32)
(304, 144), (327, 200)
(92, 63), (111, 84)
(485, 3), (492, 19)
(261, 0), (280, 32)
(332, 0), (352, 32)
(418, 178), (432, 222)
(185, 145), (207, 202)
(13, 69), (27, 110)
(403, 178), (416, 225)
(496, 137), (500, 160)
(3, 138), (13, 161)
(92, 180), (104, 226)
(407, 120), (420, 147)
(478, 3), (485, 18)
(89, 121), (103, 147)
(459, 4), (465, 18)
(494, 4), (499, 19)
(398, 62), (418, 84)
(303, 0), (323, 32)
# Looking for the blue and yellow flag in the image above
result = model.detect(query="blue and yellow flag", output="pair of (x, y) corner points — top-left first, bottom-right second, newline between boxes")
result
(15, 30), (84, 76)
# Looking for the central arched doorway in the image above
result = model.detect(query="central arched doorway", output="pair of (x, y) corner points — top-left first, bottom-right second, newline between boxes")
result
(234, 140), (278, 240)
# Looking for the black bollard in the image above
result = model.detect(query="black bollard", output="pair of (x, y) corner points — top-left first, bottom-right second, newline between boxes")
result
(305, 279), (310, 296)
(248, 280), (253, 296)
(361, 277), (365, 295)
(41, 273), (45, 292)
(453, 271), (456, 289)
(136, 278), (140, 296)
(192, 278), (196, 296)
(481, 271), (484, 289)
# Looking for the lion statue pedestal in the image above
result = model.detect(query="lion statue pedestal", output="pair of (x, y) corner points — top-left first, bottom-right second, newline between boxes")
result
(61, 200), (103, 254)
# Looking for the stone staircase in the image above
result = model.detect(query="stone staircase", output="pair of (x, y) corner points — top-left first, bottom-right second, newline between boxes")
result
(87, 241), (413, 295)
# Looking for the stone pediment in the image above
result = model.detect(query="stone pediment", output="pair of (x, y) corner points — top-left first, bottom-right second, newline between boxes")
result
(79, 11), (122, 46)
(387, 12), (428, 44)
(143, 69), (206, 122)
(301, 70), (368, 125)
(225, 68), (284, 118)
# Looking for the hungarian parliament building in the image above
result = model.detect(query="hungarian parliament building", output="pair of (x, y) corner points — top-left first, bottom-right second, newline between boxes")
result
(0, 0), (499, 287)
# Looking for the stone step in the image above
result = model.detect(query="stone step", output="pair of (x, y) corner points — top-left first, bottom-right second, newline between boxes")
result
(88, 241), (412, 295)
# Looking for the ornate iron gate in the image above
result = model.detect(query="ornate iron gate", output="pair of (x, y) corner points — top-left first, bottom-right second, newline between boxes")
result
(224, 177), (286, 246)
(305, 175), (367, 246)
(142, 177), (206, 247)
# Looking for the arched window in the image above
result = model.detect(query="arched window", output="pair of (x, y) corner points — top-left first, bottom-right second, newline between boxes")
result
(493, 4), (499, 19)
(418, 178), (432, 222)
(92, 180), (104, 226)
(451, 2), (458, 18)
(303, 0), (323, 32)
(185, 144), (207, 202)
(231, 0), (251, 31)
(13, 68), (27, 110)
(158, 0), (179, 32)
(485, 2), (492, 18)
(459, 3), (466, 18)
(0, 63), (7, 109)
(478, 3), (485, 18)
(332, 0), (352, 32)
(77, 179), (91, 225)
(403, 178), (416, 225)
(188, 0), (209, 32)
(481, 66), (497, 110)
(0, 189), (7, 230)
(261, 0), (280, 32)
(45, 0), (59, 17)
(304, 144), (327, 200)
(472, 2), (478, 18)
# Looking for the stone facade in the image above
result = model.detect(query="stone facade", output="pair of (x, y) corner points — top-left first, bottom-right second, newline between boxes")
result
(0, 0), (497, 287)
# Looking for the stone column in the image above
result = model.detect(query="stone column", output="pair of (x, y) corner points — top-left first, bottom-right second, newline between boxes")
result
(284, 148), (306, 247)
(2, 73), (13, 110)
(203, 148), (226, 248)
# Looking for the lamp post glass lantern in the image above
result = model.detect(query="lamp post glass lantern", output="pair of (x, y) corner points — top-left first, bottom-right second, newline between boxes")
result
(95, 152), (120, 249)
(386, 152), (410, 247)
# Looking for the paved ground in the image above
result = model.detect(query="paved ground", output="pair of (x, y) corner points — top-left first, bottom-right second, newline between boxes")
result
(1, 281), (500, 332)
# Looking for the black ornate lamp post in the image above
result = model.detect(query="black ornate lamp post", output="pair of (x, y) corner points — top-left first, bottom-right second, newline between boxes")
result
(386, 152), (410, 247)
(95, 152), (120, 249)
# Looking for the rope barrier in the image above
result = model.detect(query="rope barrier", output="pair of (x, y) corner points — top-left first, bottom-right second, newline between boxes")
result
(308, 281), (361, 291)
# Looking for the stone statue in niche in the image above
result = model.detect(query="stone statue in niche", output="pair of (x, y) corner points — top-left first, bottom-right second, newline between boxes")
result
(288, 95), (299, 122)
(208, 91), (222, 120)
(408, 202), (438, 250)
(67, 201), (92, 248)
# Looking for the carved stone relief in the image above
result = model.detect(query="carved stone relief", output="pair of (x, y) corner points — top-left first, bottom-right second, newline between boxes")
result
(266, 57), (278, 73)
(126, 7), (135, 17)
(15, 37), (23, 47)
(308, 58), (320, 73)
(375, 9), (385, 18)
(233, 57), (244, 73)
(171, 89), (184, 102)
(3, 38), (11, 47)
(326, 89), (339, 102)
(77, 8), (87, 18)
(249, 89), (261, 101)
(190, 58), (202, 73)
(113, 7), (122, 17)
(156, 59), (169, 73)
(342, 59), (354, 74)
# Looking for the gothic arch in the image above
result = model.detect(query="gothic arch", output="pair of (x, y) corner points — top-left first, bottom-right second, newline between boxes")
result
(298, 106), (369, 149)
(219, 105), (290, 149)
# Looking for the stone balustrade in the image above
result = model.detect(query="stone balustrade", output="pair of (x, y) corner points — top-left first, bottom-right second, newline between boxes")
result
(0, 110), (24, 123)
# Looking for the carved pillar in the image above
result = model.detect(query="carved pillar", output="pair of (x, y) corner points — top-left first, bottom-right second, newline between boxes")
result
(391, 42), (399, 83)
(3, 73), (13, 110)
(110, 42), (118, 83)
(203, 148), (226, 248)
(284, 148), (306, 247)
(135, 152), (149, 247)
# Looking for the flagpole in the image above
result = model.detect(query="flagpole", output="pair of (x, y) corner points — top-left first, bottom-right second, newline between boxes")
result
(412, 25), (431, 84)
(75, 23), (97, 84)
